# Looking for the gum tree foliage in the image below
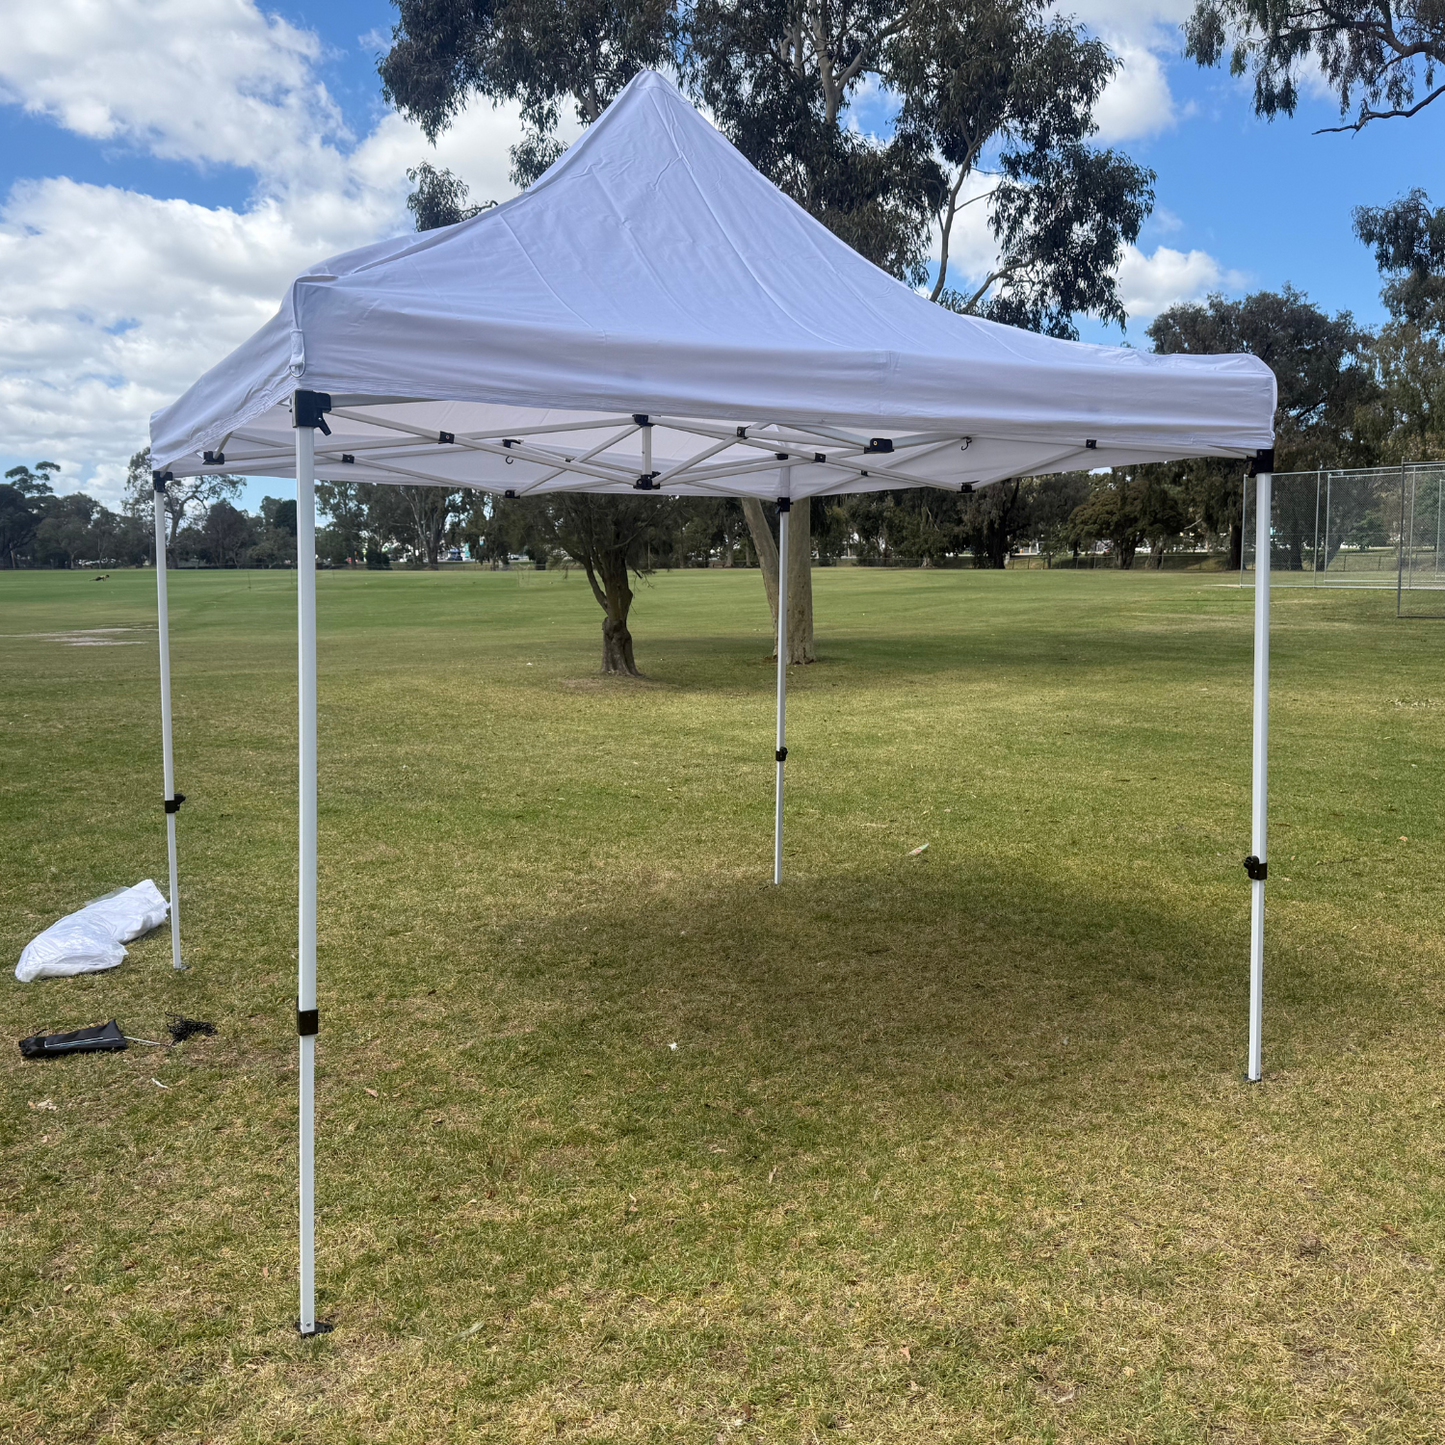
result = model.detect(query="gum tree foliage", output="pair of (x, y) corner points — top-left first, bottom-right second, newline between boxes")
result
(380, 0), (676, 186)
(123, 447), (242, 564)
(1185, 1), (1445, 133)
(1354, 188), (1445, 328)
(888, 0), (1154, 336)
(502, 492), (671, 672)
(379, 0), (1154, 651)
(1140, 288), (1378, 569)
(1352, 189), (1445, 458)
(1, 463), (152, 569)
(406, 160), (493, 228)
(1064, 469), (1194, 570)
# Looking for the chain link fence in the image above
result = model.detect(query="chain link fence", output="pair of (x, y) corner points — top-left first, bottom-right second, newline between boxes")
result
(1241, 463), (1445, 617)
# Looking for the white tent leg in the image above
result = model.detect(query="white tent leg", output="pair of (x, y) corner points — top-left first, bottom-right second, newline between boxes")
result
(295, 419), (321, 1333)
(1247, 466), (1272, 1082)
(152, 482), (185, 971)
(773, 481), (791, 885)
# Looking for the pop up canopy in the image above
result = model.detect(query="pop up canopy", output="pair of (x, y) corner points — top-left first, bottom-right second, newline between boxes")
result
(149, 70), (1277, 1335)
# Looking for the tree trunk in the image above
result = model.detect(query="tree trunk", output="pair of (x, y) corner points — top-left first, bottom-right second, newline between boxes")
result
(1227, 521), (1243, 571)
(588, 550), (639, 676)
(786, 498), (816, 663)
(742, 496), (814, 663)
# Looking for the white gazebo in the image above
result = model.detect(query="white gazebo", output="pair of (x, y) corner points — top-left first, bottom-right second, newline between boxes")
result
(149, 70), (1277, 1334)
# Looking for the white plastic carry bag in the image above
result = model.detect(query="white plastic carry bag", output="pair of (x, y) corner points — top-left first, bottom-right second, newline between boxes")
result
(15, 880), (170, 983)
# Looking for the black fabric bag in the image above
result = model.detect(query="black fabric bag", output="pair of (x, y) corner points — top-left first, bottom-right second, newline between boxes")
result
(19, 1019), (128, 1059)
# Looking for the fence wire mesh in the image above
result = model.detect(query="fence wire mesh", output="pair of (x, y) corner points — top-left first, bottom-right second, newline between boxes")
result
(1241, 463), (1445, 617)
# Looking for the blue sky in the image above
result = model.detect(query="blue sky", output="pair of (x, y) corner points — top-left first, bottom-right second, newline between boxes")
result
(1, 0), (1440, 513)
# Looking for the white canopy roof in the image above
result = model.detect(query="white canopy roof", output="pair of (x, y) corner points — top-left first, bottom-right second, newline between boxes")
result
(150, 70), (1275, 499)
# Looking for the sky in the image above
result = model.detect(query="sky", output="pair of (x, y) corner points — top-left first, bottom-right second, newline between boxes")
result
(2, 0), (1441, 514)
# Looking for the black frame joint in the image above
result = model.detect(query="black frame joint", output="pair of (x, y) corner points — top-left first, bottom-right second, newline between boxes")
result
(775, 746), (788, 762)
(203, 451), (225, 465)
(438, 430), (455, 444)
(1243, 855), (1267, 882)
(865, 437), (893, 455)
(1247, 448), (1275, 476)
(960, 483), (974, 494)
(297, 1008), (319, 1037)
(293, 390), (332, 434)
(777, 497), (791, 513)
(164, 793), (185, 814)
(152, 470), (173, 492)
(632, 413), (651, 427)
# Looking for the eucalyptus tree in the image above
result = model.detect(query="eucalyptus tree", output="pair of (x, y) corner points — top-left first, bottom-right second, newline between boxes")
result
(378, 0), (1154, 654)
(123, 447), (242, 565)
(381, 0), (676, 184)
(889, 0), (1153, 336)
(1185, 2), (1445, 133)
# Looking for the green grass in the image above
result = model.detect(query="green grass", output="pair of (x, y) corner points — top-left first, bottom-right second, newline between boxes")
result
(2, 563), (1442, 1444)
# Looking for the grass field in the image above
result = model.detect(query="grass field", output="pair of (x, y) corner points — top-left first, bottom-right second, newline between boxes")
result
(2, 563), (1443, 1444)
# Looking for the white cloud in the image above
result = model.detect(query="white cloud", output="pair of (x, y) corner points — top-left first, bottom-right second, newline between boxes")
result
(1116, 244), (1247, 322)
(0, 0), (529, 507)
(0, 0), (342, 181)
(1092, 40), (1177, 142)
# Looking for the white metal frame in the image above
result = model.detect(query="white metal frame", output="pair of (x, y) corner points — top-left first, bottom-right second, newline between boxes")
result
(1247, 468), (1271, 1083)
(295, 424), (321, 1334)
(152, 485), (185, 971)
(192, 403), (1180, 502)
(774, 478), (790, 884)
(152, 393), (1275, 1333)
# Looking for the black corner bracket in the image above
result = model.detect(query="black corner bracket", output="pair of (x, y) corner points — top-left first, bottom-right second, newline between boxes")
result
(1243, 855), (1267, 881)
(775, 746), (788, 762)
(164, 793), (186, 814)
(297, 1008), (319, 1037)
(152, 470), (173, 492)
(960, 482), (974, 494)
(776, 497), (791, 513)
(293, 390), (332, 435)
(203, 450), (225, 465)
(1246, 448), (1275, 476)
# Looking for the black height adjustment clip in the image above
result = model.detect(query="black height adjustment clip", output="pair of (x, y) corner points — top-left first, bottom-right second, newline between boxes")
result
(775, 746), (788, 763)
(297, 1008), (319, 1037)
(293, 390), (332, 435)
(1243, 855), (1267, 881)
(152, 470), (173, 492)
(164, 793), (186, 814)
(865, 437), (894, 455)
(1247, 448), (1275, 477)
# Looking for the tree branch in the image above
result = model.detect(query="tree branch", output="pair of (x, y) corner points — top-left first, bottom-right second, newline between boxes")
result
(1314, 81), (1445, 132)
